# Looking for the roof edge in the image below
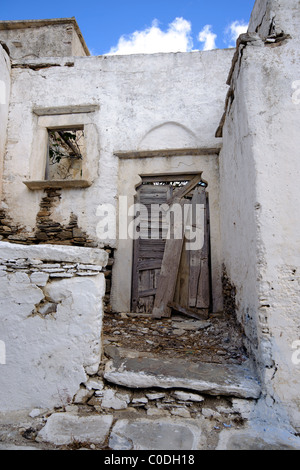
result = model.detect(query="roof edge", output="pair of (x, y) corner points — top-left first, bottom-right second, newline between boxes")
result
(0, 17), (90, 56)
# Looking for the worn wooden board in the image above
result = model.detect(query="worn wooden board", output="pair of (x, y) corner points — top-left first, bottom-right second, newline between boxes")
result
(173, 234), (190, 309)
(131, 184), (171, 313)
(188, 187), (210, 309)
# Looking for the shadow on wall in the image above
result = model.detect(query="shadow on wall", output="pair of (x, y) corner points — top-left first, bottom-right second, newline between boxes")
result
(138, 122), (198, 151)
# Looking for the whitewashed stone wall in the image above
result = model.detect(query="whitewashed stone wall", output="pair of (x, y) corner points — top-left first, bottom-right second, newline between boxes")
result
(0, 242), (107, 412)
(0, 44), (10, 199)
(3, 50), (233, 234)
(220, 0), (300, 431)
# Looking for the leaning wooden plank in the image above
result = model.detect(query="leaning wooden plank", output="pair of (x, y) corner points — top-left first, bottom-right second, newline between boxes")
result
(166, 173), (203, 206)
(151, 234), (185, 318)
(188, 187), (207, 307)
(151, 199), (188, 318)
(131, 189), (141, 312)
(173, 236), (190, 308)
(152, 177), (203, 319)
(167, 302), (209, 320)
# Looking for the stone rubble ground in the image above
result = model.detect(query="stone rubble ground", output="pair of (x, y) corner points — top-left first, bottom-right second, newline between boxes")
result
(1, 311), (300, 450)
(102, 311), (248, 366)
(0, 390), (254, 450)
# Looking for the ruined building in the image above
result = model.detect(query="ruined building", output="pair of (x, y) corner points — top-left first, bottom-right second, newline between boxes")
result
(0, 0), (300, 450)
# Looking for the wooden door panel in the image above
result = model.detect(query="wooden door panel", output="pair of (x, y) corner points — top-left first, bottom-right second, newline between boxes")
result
(131, 184), (171, 312)
(131, 177), (211, 316)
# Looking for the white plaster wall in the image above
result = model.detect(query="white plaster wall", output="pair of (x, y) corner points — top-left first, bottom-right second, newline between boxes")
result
(220, 0), (300, 430)
(0, 242), (107, 413)
(0, 44), (10, 199)
(249, 0), (300, 39)
(72, 27), (88, 57)
(250, 45), (300, 430)
(219, 63), (259, 348)
(2, 49), (233, 260)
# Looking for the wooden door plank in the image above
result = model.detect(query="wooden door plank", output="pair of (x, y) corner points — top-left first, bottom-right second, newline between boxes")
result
(196, 191), (210, 309)
(151, 231), (185, 318)
(173, 216), (190, 308)
(131, 188), (141, 312)
(196, 259), (210, 308)
(137, 259), (163, 271)
(188, 188), (202, 307)
(166, 173), (202, 206)
(188, 187), (207, 307)
(131, 183), (172, 313)
(139, 288), (157, 298)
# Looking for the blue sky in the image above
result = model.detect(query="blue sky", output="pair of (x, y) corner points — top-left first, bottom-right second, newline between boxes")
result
(1, 0), (255, 55)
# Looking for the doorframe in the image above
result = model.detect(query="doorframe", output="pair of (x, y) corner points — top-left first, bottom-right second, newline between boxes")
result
(111, 151), (223, 315)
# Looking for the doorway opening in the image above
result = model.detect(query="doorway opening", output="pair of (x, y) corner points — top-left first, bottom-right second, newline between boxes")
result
(131, 174), (211, 319)
(103, 173), (247, 369)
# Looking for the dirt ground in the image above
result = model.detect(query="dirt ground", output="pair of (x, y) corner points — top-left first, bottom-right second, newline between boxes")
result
(103, 310), (248, 365)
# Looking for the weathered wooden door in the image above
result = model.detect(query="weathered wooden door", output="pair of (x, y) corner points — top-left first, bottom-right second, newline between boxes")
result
(131, 175), (211, 317)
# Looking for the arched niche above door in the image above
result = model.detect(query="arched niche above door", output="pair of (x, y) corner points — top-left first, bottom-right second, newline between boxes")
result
(138, 122), (198, 151)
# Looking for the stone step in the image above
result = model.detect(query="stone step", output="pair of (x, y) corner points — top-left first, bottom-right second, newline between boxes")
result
(103, 348), (261, 399)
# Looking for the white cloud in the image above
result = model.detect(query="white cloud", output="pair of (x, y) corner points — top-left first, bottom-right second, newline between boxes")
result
(225, 20), (248, 47)
(107, 17), (193, 55)
(198, 25), (217, 51)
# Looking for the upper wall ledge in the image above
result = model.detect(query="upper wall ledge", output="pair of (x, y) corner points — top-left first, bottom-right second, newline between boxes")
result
(0, 240), (108, 266)
(33, 105), (100, 116)
(23, 180), (92, 190)
(114, 145), (222, 159)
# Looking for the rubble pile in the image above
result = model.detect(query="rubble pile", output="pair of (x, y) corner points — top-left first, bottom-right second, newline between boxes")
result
(102, 311), (247, 365)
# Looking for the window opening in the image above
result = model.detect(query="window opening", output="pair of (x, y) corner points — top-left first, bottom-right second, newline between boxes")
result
(46, 127), (85, 181)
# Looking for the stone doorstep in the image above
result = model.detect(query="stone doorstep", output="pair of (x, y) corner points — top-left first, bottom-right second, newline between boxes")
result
(103, 352), (261, 400)
(109, 418), (204, 450)
(36, 413), (113, 446)
(7, 412), (300, 450)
